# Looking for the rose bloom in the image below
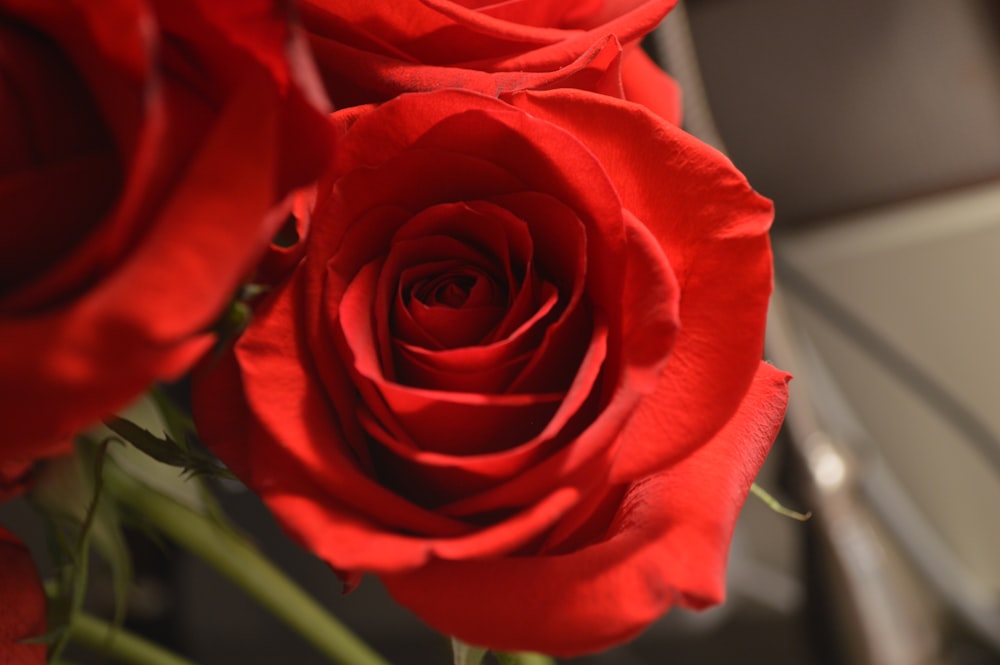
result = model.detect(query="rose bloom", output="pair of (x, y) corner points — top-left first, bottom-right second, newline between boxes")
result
(194, 89), (789, 655)
(0, 0), (331, 473)
(0, 528), (45, 665)
(299, 0), (682, 122)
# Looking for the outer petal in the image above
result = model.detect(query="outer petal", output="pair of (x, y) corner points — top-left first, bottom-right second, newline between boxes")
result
(509, 89), (775, 482)
(381, 363), (790, 656)
(0, 528), (46, 665)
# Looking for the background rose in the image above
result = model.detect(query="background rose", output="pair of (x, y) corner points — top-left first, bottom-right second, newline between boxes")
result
(194, 88), (788, 655)
(0, 0), (331, 467)
(0, 527), (45, 665)
(299, 0), (682, 122)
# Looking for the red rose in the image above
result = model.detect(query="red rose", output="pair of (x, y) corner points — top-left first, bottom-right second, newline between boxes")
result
(0, 0), (332, 466)
(300, 0), (682, 122)
(194, 89), (788, 655)
(0, 528), (45, 665)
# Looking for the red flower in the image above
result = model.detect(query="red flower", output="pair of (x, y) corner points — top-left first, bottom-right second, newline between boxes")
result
(194, 89), (788, 655)
(0, 0), (332, 467)
(300, 0), (682, 122)
(0, 528), (45, 665)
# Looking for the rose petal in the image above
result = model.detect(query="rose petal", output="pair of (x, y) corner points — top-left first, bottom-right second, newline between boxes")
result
(0, 153), (119, 301)
(326, 186), (678, 511)
(510, 89), (775, 482)
(459, 0), (602, 27)
(494, 35), (626, 102)
(194, 275), (474, 540)
(266, 479), (582, 572)
(432, 206), (679, 515)
(420, 0), (676, 70)
(356, 317), (608, 506)
(197, 290), (594, 570)
(380, 363), (789, 656)
(300, 0), (676, 94)
(392, 342), (536, 402)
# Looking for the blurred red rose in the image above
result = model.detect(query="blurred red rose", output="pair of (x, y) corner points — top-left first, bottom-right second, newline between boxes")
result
(0, 527), (45, 665)
(0, 0), (332, 470)
(194, 88), (787, 655)
(300, 0), (682, 122)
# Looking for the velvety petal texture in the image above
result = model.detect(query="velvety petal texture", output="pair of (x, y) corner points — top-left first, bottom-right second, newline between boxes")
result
(299, 0), (682, 122)
(0, 0), (331, 469)
(0, 528), (46, 665)
(193, 88), (788, 655)
(382, 363), (789, 654)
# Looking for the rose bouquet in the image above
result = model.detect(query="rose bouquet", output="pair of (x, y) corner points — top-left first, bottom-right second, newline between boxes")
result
(0, 1), (789, 663)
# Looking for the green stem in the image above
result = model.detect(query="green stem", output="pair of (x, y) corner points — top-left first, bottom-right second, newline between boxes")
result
(508, 654), (557, 665)
(103, 463), (392, 665)
(68, 611), (196, 665)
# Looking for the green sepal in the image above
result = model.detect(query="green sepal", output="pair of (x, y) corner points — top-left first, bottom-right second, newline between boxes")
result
(97, 396), (234, 530)
(210, 282), (269, 354)
(749, 483), (812, 521)
(103, 415), (233, 481)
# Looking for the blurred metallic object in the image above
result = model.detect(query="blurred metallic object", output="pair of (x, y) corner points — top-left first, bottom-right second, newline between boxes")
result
(768, 287), (943, 665)
(655, 1), (1000, 662)
(773, 193), (1000, 657)
(653, 0), (726, 152)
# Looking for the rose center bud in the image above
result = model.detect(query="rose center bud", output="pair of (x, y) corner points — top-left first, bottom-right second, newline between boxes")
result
(400, 265), (507, 350)
(0, 17), (120, 301)
(417, 271), (492, 309)
(436, 279), (470, 307)
(374, 201), (556, 397)
(422, 273), (475, 308)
